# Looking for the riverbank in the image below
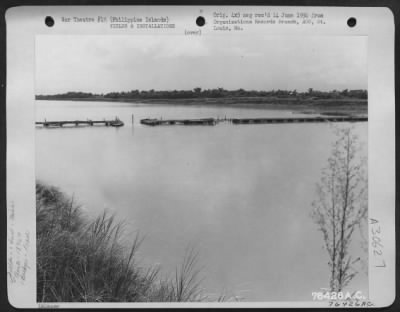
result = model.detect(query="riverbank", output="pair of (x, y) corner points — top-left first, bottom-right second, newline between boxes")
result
(36, 96), (367, 117)
(36, 181), (218, 302)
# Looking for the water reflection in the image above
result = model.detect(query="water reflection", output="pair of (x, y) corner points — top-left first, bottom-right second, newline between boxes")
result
(35, 100), (368, 301)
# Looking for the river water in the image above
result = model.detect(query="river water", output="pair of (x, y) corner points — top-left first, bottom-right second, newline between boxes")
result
(35, 100), (368, 301)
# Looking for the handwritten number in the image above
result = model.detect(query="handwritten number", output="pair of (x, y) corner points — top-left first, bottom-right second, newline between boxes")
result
(371, 226), (380, 235)
(373, 249), (382, 256)
(376, 260), (386, 268)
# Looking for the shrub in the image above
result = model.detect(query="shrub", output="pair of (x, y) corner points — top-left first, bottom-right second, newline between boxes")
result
(36, 181), (208, 302)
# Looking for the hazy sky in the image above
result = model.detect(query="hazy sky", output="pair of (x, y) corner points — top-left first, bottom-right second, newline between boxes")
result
(36, 35), (367, 94)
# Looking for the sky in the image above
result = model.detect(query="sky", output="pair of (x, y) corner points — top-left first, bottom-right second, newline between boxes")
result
(36, 35), (367, 94)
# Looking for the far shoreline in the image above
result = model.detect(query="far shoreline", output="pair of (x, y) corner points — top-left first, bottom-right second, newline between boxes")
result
(36, 96), (368, 117)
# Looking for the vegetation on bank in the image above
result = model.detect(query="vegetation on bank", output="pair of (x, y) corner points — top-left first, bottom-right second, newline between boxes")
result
(311, 127), (368, 291)
(36, 88), (367, 101)
(36, 182), (218, 302)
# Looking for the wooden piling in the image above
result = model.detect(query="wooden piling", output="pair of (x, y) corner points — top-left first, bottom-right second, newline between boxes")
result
(139, 116), (368, 126)
(36, 118), (124, 128)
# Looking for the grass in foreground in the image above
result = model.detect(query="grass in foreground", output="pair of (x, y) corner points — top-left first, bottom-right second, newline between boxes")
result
(36, 181), (215, 302)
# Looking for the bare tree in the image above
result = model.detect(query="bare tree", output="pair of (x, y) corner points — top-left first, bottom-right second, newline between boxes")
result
(311, 127), (368, 292)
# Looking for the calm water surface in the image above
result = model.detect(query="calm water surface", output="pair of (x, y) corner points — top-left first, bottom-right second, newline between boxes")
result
(36, 100), (368, 301)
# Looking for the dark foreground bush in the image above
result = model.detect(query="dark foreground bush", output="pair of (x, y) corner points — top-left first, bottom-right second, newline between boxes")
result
(36, 182), (206, 302)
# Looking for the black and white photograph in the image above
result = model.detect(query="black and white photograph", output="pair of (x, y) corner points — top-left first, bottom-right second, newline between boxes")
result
(5, 5), (396, 309)
(34, 34), (368, 302)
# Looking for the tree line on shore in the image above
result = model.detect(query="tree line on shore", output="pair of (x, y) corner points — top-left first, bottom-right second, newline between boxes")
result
(36, 88), (367, 100)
